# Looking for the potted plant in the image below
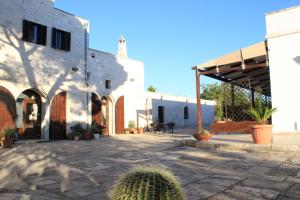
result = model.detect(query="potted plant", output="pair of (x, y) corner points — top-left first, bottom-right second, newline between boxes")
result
(70, 123), (84, 140)
(193, 127), (213, 141)
(244, 106), (277, 144)
(0, 128), (16, 148)
(83, 126), (93, 140)
(128, 121), (137, 134)
(124, 128), (130, 134)
(91, 123), (105, 140)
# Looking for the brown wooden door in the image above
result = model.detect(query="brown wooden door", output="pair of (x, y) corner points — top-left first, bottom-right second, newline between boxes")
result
(115, 96), (124, 134)
(0, 86), (16, 131)
(92, 93), (102, 127)
(50, 92), (66, 140)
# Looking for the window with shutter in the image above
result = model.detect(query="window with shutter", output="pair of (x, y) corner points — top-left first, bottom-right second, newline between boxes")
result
(22, 20), (47, 46)
(52, 28), (71, 51)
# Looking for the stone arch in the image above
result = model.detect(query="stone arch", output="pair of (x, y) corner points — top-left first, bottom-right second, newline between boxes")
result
(91, 92), (102, 128)
(0, 86), (16, 131)
(49, 91), (67, 140)
(115, 96), (125, 134)
(101, 96), (114, 135)
(16, 88), (43, 139)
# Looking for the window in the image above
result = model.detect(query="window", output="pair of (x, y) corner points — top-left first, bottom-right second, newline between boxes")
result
(52, 28), (71, 51)
(184, 106), (189, 119)
(22, 20), (47, 46)
(105, 80), (111, 89)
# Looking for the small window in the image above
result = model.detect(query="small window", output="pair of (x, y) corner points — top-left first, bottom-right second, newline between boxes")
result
(184, 106), (189, 119)
(22, 20), (47, 46)
(105, 80), (111, 89)
(52, 28), (71, 51)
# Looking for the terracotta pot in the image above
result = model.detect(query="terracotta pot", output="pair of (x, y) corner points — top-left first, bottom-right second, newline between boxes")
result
(194, 134), (213, 141)
(84, 132), (93, 140)
(251, 125), (273, 144)
(2, 137), (13, 148)
(138, 128), (144, 134)
(130, 128), (138, 134)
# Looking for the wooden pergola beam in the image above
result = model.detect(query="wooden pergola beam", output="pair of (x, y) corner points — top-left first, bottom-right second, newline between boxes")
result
(198, 63), (267, 75)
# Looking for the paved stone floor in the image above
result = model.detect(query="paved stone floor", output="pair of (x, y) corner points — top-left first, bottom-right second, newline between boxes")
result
(1, 132), (300, 200)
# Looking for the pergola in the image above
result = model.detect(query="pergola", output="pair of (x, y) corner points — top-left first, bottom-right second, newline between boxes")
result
(193, 41), (271, 129)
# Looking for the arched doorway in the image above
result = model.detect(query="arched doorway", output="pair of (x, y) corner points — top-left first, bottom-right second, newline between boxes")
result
(50, 92), (66, 140)
(101, 96), (112, 136)
(115, 96), (124, 134)
(92, 93), (102, 127)
(0, 86), (16, 131)
(17, 89), (42, 139)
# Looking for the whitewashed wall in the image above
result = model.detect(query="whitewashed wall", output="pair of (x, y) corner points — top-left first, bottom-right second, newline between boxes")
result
(144, 92), (215, 129)
(0, 0), (89, 139)
(266, 6), (300, 133)
(87, 49), (145, 133)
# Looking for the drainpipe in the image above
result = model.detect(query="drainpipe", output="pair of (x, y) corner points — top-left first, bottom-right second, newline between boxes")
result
(84, 25), (89, 127)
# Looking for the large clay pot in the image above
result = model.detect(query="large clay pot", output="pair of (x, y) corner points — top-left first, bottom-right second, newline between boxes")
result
(1, 137), (13, 148)
(251, 125), (273, 144)
(194, 134), (213, 141)
(84, 132), (93, 140)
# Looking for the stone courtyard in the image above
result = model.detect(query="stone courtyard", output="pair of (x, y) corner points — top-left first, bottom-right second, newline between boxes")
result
(1, 132), (300, 200)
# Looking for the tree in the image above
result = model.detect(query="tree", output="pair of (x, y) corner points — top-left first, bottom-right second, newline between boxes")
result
(201, 83), (221, 100)
(147, 85), (156, 92)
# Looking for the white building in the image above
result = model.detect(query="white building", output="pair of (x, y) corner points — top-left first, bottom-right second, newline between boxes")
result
(0, 0), (215, 140)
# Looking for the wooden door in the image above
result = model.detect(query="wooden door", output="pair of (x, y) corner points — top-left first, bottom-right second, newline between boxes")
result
(50, 92), (66, 140)
(0, 86), (16, 131)
(92, 93), (102, 127)
(21, 99), (41, 139)
(115, 96), (124, 134)
(158, 106), (164, 124)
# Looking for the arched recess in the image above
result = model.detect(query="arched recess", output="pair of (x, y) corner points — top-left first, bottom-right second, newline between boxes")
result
(49, 91), (67, 140)
(92, 93), (102, 127)
(0, 86), (16, 131)
(17, 89), (42, 139)
(115, 96), (125, 134)
(101, 96), (113, 136)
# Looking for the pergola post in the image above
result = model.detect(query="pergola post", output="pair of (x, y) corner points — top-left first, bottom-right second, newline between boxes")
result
(195, 69), (202, 129)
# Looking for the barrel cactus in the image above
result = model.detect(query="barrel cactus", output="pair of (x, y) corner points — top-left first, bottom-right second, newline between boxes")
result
(111, 166), (186, 200)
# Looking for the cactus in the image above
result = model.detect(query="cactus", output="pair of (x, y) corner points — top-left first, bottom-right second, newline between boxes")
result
(111, 166), (186, 200)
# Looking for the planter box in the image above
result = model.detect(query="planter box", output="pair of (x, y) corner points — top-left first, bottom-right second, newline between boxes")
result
(211, 121), (259, 134)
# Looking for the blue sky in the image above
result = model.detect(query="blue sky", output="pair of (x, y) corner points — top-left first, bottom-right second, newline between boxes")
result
(55, 0), (299, 98)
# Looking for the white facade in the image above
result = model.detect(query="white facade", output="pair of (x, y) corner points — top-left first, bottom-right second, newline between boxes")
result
(0, 0), (215, 139)
(266, 5), (300, 133)
(0, 0), (89, 139)
(144, 92), (215, 129)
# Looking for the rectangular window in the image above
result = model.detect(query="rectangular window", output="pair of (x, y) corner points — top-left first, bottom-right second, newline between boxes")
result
(22, 20), (47, 46)
(105, 80), (111, 89)
(52, 28), (71, 51)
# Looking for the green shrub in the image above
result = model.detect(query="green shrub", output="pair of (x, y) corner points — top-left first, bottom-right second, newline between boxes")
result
(111, 166), (186, 200)
(128, 120), (136, 129)
(0, 127), (16, 138)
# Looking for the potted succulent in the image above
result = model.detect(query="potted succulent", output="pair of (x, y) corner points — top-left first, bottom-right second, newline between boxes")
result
(0, 128), (16, 148)
(193, 127), (213, 141)
(70, 123), (84, 140)
(244, 106), (277, 144)
(91, 123), (105, 140)
(128, 121), (137, 134)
